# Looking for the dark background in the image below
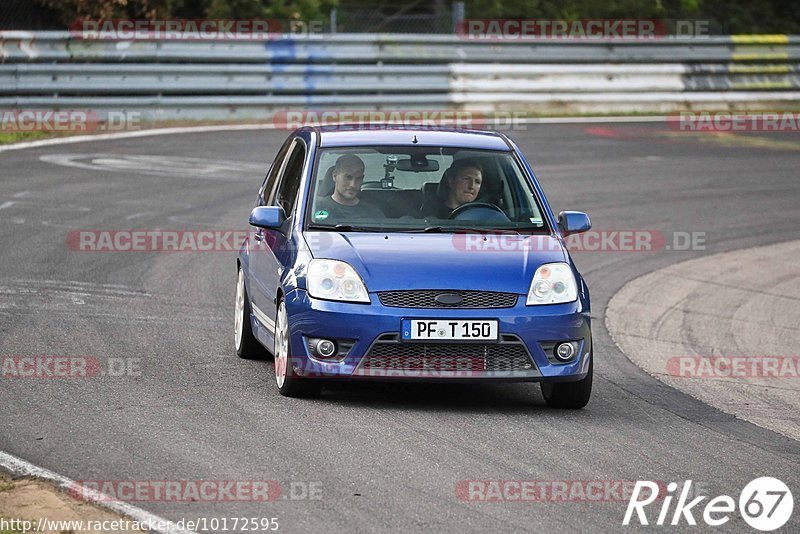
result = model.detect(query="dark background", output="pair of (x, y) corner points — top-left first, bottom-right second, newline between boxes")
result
(2, 0), (799, 34)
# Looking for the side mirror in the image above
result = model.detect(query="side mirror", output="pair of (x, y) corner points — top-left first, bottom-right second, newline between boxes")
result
(557, 211), (591, 237)
(249, 206), (286, 229)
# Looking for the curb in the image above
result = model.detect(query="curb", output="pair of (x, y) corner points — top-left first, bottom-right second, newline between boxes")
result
(0, 451), (197, 534)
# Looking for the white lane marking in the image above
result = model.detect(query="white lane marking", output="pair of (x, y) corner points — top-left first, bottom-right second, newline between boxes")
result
(0, 200), (90, 214)
(0, 124), (281, 154)
(39, 153), (264, 179)
(166, 215), (221, 225)
(0, 117), (673, 154)
(0, 450), (198, 534)
(12, 190), (30, 198)
(0, 278), (150, 298)
(125, 211), (155, 220)
(521, 116), (668, 123)
(630, 155), (664, 161)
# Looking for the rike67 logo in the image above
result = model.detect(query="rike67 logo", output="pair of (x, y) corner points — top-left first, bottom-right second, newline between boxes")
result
(624, 478), (793, 531)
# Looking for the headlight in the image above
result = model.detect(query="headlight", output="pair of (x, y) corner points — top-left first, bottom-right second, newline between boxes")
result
(307, 259), (370, 303)
(526, 262), (578, 305)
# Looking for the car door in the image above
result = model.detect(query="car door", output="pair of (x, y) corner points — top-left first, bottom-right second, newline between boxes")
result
(248, 138), (292, 320)
(249, 138), (307, 331)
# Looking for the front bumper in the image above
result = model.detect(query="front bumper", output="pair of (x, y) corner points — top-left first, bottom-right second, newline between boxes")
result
(282, 289), (592, 382)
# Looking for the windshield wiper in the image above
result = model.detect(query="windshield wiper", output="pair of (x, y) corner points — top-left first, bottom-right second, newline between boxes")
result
(417, 226), (521, 235)
(308, 223), (532, 235)
(307, 223), (373, 232)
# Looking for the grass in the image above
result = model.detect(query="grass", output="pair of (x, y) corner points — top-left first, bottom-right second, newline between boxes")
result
(0, 517), (23, 534)
(0, 131), (53, 145)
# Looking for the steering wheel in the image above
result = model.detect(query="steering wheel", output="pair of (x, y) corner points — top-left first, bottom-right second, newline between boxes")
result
(449, 202), (509, 221)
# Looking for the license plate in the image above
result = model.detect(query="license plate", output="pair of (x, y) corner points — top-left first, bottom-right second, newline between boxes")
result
(401, 319), (499, 341)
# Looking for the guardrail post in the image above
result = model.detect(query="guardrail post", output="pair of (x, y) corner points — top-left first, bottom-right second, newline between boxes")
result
(451, 2), (465, 34)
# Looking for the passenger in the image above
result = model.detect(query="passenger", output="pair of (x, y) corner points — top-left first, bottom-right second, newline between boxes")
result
(420, 159), (483, 219)
(314, 155), (384, 221)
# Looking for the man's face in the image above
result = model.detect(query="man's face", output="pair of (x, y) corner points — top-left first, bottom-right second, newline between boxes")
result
(449, 167), (482, 206)
(333, 163), (365, 202)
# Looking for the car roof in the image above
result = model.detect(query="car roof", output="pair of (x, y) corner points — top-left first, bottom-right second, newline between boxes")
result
(307, 125), (512, 151)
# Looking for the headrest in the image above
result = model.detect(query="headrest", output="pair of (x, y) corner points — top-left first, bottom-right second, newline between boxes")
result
(422, 181), (439, 199)
(317, 165), (336, 197)
(477, 170), (503, 202)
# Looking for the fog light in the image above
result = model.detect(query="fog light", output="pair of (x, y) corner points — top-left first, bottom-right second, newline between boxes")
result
(316, 339), (336, 358)
(555, 342), (576, 362)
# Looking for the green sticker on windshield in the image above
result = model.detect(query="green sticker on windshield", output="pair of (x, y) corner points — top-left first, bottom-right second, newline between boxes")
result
(314, 210), (329, 220)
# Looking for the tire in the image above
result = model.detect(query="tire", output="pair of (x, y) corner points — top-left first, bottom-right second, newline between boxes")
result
(541, 356), (593, 409)
(235, 266), (266, 359)
(273, 298), (321, 398)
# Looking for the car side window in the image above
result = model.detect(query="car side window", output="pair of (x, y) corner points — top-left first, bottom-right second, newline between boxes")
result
(274, 140), (306, 216)
(261, 139), (293, 205)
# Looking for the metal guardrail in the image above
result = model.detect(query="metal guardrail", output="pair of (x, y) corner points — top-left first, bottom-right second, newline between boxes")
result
(0, 64), (451, 94)
(1, 32), (799, 118)
(3, 32), (800, 63)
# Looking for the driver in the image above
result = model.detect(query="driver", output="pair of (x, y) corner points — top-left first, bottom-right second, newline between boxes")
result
(420, 159), (483, 219)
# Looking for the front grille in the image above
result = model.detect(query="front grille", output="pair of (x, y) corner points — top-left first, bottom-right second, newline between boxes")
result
(377, 290), (518, 309)
(357, 334), (535, 374)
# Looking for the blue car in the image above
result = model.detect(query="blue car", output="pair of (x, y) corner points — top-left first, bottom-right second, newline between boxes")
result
(236, 126), (593, 408)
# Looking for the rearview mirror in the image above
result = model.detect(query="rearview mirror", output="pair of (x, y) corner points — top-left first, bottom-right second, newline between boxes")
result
(249, 206), (286, 229)
(557, 211), (591, 236)
(396, 155), (439, 172)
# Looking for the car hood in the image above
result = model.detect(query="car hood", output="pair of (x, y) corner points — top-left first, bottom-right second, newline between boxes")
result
(303, 232), (567, 294)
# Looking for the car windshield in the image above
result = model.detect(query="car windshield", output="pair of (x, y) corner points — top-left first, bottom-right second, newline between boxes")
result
(306, 146), (548, 232)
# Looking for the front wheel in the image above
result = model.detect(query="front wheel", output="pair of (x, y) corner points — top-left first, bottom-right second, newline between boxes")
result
(274, 299), (321, 398)
(540, 356), (593, 409)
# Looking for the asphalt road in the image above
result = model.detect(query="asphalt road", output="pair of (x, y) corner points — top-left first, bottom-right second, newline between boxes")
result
(1, 123), (799, 532)
(607, 239), (800, 441)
